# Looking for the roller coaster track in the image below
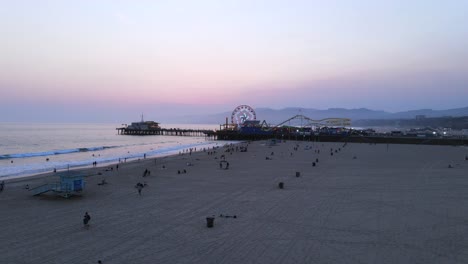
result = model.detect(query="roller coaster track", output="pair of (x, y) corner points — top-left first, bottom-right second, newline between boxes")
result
(271, 115), (351, 129)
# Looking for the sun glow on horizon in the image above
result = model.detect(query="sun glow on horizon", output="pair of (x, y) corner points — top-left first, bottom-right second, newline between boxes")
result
(1, 0), (467, 122)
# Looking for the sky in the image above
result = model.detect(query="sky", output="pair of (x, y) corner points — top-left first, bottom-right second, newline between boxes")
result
(1, 0), (467, 123)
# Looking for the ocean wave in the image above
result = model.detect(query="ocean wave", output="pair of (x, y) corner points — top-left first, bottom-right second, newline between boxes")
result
(0, 146), (117, 160)
(0, 140), (241, 179)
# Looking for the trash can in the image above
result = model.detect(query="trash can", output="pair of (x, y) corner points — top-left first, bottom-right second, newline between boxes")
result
(206, 217), (215, 228)
(295, 172), (300, 177)
(278, 182), (284, 189)
(312, 162), (316, 167)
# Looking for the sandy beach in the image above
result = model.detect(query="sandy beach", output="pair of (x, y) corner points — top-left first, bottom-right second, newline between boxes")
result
(1, 140), (467, 264)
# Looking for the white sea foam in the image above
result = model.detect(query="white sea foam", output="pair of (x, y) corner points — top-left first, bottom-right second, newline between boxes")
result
(0, 123), (235, 180)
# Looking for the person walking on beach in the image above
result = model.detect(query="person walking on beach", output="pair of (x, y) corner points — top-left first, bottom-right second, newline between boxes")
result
(136, 183), (143, 195)
(83, 212), (91, 228)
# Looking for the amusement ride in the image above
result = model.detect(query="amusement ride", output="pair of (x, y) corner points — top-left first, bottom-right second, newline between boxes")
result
(227, 104), (351, 132)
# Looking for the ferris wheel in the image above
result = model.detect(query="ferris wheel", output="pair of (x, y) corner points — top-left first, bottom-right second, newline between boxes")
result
(231, 105), (256, 126)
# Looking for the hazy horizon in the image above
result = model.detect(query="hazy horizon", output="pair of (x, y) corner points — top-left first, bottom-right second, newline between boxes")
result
(2, 1), (467, 123)
(0, 105), (467, 125)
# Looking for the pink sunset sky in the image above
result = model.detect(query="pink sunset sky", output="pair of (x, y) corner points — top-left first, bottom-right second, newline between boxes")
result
(1, 0), (467, 123)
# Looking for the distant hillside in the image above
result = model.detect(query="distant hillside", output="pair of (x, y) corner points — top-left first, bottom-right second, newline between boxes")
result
(172, 106), (468, 125)
(354, 116), (468, 129)
(389, 107), (468, 119)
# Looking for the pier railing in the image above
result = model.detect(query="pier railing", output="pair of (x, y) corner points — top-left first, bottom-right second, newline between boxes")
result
(215, 130), (468, 145)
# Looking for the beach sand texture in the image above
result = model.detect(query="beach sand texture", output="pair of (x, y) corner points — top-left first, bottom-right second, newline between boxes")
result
(1, 141), (467, 264)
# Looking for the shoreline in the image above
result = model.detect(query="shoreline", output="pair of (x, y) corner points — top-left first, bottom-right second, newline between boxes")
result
(1, 140), (239, 182)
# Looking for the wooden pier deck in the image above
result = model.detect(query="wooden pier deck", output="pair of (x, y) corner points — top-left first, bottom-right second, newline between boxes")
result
(116, 127), (216, 137)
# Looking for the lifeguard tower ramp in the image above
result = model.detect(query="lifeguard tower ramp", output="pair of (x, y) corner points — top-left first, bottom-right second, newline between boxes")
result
(30, 172), (86, 198)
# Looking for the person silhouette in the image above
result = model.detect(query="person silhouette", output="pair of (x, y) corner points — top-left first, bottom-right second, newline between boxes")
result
(83, 212), (91, 228)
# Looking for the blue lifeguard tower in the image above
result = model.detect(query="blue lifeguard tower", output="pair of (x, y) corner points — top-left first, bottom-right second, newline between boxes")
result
(30, 172), (86, 198)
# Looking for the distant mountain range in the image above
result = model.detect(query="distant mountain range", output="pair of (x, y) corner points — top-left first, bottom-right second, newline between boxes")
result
(173, 106), (468, 125)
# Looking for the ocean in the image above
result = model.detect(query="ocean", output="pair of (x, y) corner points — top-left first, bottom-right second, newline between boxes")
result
(0, 123), (232, 180)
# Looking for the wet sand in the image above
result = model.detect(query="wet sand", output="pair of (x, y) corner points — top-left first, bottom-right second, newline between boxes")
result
(1, 140), (467, 264)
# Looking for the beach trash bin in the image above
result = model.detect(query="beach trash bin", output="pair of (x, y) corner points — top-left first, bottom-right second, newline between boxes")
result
(312, 162), (316, 167)
(278, 182), (284, 189)
(296, 172), (300, 177)
(206, 217), (215, 228)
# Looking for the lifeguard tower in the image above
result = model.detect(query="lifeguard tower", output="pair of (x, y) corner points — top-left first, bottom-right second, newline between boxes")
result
(30, 172), (86, 198)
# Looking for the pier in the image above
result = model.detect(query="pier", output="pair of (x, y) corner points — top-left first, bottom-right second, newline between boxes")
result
(116, 127), (467, 146)
(116, 127), (216, 138)
(116, 118), (216, 138)
(215, 130), (468, 146)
